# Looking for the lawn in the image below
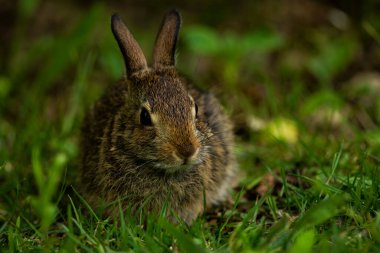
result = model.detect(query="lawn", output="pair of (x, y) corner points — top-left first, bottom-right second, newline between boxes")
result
(1, 1), (380, 252)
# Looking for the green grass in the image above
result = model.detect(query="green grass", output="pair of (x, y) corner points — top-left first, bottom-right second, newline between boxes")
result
(1, 1), (380, 252)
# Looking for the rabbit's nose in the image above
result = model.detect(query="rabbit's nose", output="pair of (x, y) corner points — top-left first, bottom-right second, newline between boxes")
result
(177, 144), (199, 161)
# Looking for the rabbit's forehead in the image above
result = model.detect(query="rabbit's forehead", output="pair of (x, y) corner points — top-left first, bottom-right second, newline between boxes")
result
(148, 88), (193, 116)
(143, 76), (193, 113)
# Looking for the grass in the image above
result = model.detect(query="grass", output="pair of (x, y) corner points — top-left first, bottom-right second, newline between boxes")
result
(1, 1), (380, 252)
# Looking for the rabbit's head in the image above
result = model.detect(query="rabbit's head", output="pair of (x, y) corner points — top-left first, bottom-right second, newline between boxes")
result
(111, 10), (203, 173)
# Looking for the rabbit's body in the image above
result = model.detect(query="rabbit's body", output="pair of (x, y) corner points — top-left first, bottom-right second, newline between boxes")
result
(81, 10), (236, 224)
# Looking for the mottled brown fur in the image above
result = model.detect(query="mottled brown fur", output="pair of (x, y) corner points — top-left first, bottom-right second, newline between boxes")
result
(80, 10), (236, 224)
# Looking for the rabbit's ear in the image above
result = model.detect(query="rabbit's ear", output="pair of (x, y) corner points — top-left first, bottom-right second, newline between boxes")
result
(152, 10), (181, 68)
(111, 14), (147, 75)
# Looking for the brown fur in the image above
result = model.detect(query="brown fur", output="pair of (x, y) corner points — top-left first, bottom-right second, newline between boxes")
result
(80, 10), (236, 224)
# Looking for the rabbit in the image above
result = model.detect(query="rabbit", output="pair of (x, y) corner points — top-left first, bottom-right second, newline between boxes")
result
(80, 9), (237, 224)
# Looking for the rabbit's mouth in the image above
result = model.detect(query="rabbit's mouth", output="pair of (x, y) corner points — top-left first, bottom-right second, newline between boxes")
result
(152, 160), (201, 173)
(145, 145), (202, 173)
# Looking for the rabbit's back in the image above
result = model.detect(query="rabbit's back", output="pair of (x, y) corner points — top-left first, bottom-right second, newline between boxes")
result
(81, 81), (127, 195)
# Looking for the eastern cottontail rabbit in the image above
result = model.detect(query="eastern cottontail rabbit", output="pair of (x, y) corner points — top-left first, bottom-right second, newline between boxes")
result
(80, 9), (236, 224)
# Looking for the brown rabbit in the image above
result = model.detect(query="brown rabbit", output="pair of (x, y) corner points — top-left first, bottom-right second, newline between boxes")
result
(80, 9), (236, 224)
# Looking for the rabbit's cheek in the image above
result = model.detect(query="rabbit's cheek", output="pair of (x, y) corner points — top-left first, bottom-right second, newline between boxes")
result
(133, 126), (156, 139)
(129, 128), (157, 151)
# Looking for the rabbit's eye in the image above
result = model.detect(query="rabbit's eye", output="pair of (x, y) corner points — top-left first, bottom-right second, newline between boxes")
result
(195, 103), (198, 118)
(140, 108), (152, 126)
